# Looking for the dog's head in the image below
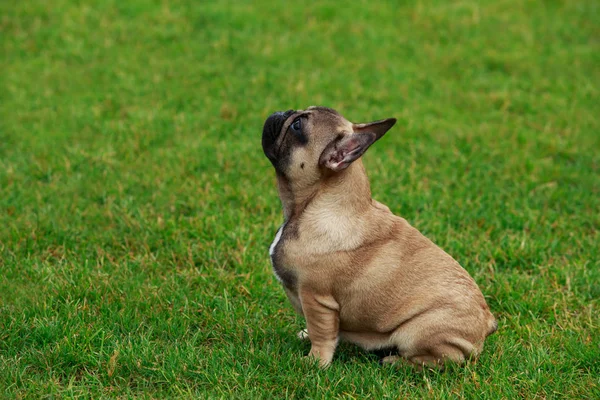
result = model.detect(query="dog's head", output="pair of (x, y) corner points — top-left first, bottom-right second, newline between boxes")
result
(262, 106), (396, 186)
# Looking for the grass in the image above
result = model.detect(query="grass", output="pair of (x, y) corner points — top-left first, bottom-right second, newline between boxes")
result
(1, 0), (598, 397)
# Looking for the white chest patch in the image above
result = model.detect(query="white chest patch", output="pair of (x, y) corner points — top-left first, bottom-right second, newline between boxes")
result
(269, 223), (285, 283)
(269, 223), (285, 258)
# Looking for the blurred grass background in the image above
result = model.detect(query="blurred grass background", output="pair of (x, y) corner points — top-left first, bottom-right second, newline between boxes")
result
(1, 0), (598, 397)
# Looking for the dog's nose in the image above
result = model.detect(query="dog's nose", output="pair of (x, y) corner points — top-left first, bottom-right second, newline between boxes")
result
(262, 109), (294, 164)
(263, 109), (294, 144)
(263, 110), (294, 139)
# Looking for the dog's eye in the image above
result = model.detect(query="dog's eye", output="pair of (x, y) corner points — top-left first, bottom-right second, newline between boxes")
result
(289, 117), (307, 145)
(291, 118), (301, 132)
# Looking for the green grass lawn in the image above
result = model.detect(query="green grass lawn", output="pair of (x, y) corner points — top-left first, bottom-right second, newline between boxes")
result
(1, 0), (599, 397)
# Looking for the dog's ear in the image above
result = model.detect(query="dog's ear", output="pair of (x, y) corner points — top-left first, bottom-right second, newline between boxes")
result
(352, 118), (397, 139)
(319, 118), (396, 172)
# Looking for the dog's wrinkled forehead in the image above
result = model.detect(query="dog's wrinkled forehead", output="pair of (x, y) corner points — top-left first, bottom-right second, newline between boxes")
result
(303, 106), (350, 135)
(306, 106), (340, 116)
(305, 106), (343, 124)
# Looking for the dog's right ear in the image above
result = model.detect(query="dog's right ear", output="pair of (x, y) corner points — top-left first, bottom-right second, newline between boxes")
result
(319, 118), (396, 172)
(352, 118), (396, 139)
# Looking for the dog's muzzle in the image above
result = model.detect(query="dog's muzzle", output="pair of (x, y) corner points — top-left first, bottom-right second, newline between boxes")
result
(262, 109), (294, 164)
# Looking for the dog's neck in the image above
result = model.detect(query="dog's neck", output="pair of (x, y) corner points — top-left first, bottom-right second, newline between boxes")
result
(276, 161), (372, 222)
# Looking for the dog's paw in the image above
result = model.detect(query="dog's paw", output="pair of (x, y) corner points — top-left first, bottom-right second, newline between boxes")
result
(380, 355), (401, 365)
(304, 352), (331, 369)
(297, 329), (309, 341)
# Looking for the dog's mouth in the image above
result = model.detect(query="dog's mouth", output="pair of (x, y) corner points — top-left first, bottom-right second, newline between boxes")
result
(262, 109), (295, 163)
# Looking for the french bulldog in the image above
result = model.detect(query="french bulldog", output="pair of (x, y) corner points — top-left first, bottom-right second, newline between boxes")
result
(261, 106), (496, 368)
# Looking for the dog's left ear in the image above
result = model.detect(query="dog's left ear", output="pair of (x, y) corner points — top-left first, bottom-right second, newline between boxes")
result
(319, 118), (396, 172)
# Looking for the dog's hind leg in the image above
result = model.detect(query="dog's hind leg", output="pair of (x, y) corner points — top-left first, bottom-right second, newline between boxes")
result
(406, 337), (482, 369)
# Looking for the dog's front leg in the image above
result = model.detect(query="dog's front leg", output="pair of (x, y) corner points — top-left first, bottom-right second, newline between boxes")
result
(300, 290), (340, 368)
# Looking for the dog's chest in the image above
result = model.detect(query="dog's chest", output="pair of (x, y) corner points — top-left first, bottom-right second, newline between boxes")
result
(269, 223), (297, 289)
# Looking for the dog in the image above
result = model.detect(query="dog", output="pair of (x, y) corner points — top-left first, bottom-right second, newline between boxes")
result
(261, 106), (497, 368)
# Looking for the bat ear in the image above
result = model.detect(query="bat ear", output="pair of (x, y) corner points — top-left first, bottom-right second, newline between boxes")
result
(352, 118), (397, 139)
(319, 118), (396, 172)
